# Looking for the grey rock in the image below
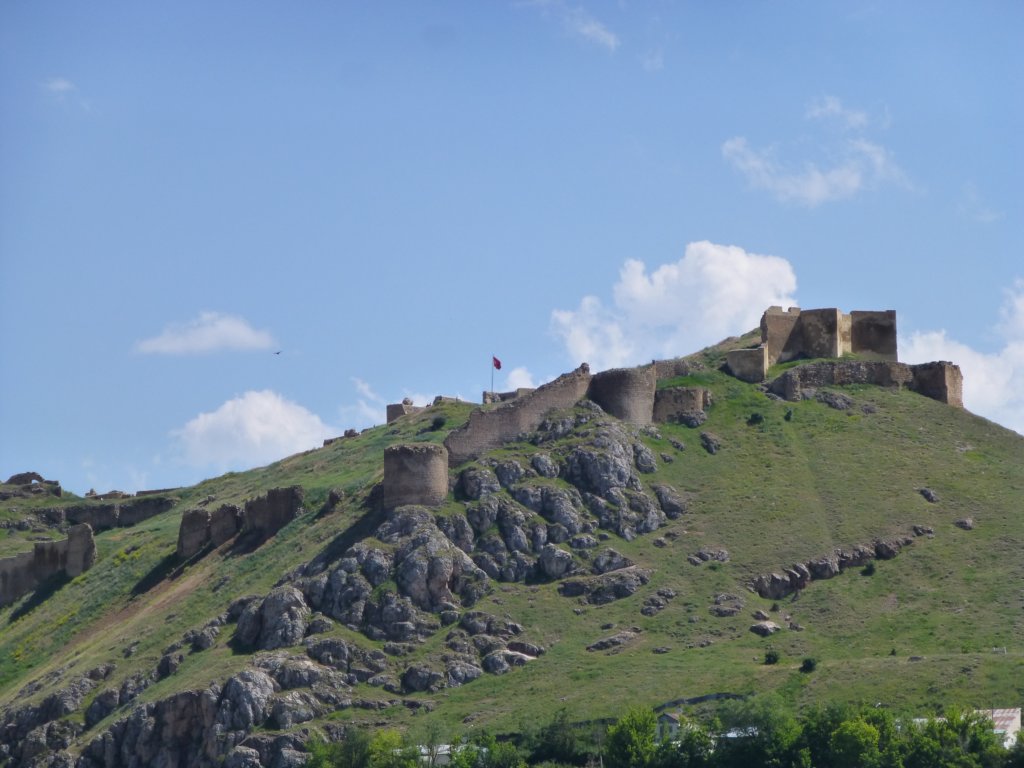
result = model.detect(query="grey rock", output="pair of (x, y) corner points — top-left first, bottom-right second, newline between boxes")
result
(538, 544), (574, 579)
(445, 661), (483, 687)
(236, 586), (310, 651)
(304, 637), (350, 669)
(401, 664), (443, 692)
(816, 390), (852, 410)
(750, 621), (781, 637)
(494, 460), (526, 489)
(459, 467), (501, 500)
(225, 746), (263, 768)
(699, 432), (721, 454)
(531, 453), (559, 478)
(269, 690), (321, 729)
(591, 548), (632, 574)
(633, 443), (657, 473)
(217, 669), (276, 731)
(587, 630), (638, 652)
(652, 485), (686, 518)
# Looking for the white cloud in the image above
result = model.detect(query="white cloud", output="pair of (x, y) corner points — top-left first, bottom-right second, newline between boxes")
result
(958, 182), (1003, 224)
(44, 78), (75, 94)
(641, 49), (664, 72)
(136, 311), (276, 354)
(806, 95), (868, 130)
(173, 390), (335, 470)
(902, 280), (1024, 435)
(551, 240), (797, 371)
(505, 367), (536, 390)
(520, 1), (619, 52)
(565, 7), (619, 51)
(724, 98), (908, 206)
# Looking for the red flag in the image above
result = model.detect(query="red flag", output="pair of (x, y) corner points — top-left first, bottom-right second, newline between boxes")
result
(492, 356), (502, 370)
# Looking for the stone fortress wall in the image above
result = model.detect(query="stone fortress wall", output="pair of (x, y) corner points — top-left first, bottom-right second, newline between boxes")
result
(382, 444), (449, 509)
(727, 306), (898, 382)
(443, 364), (594, 467)
(381, 305), (965, 509)
(177, 486), (304, 559)
(0, 524), (96, 607)
(587, 365), (658, 425)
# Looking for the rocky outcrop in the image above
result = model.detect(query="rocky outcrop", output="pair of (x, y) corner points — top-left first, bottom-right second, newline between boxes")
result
(0, 523), (96, 607)
(558, 566), (652, 605)
(750, 533), (919, 599)
(235, 587), (311, 651)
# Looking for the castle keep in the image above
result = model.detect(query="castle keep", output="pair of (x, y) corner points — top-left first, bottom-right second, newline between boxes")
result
(726, 306), (898, 382)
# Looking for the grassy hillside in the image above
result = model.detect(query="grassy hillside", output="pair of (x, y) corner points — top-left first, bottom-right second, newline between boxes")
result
(1, 354), (1021, 755)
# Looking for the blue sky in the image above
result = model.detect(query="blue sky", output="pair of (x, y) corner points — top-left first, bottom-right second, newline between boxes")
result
(2, 1), (1021, 495)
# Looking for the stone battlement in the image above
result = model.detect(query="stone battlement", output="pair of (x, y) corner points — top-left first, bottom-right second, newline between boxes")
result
(727, 306), (897, 383)
(382, 444), (449, 509)
(768, 360), (963, 407)
(0, 524), (96, 607)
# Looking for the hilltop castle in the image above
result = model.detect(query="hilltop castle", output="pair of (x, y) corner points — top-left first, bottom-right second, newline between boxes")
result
(380, 306), (964, 509)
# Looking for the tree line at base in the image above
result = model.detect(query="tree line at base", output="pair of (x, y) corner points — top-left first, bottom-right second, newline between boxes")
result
(308, 695), (1024, 768)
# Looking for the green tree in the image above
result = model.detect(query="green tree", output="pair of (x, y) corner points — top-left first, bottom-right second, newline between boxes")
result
(649, 719), (714, 768)
(306, 729), (372, 768)
(799, 703), (851, 767)
(713, 695), (805, 768)
(605, 707), (658, 768)
(829, 718), (881, 768)
(369, 729), (418, 768)
(530, 708), (589, 766)
(903, 710), (1006, 768)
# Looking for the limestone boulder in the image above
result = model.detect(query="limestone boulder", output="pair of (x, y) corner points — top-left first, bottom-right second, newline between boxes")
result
(750, 621), (781, 637)
(538, 544), (574, 580)
(458, 467), (500, 500)
(235, 586), (310, 651)
(591, 548), (633, 574)
(217, 670), (276, 732)
(652, 484), (687, 518)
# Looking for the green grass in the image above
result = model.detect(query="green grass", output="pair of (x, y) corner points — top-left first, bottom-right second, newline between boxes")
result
(1, 362), (1022, 745)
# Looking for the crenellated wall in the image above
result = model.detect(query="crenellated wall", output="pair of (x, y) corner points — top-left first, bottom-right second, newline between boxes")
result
(653, 387), (712, 423)
(241, 486), (304, 537)
(768, 360), (964, 407)
(850, 310), (898, 360)
(445, 364), (592, 466)
(0, 524), (96, 606)
(909, 361), (963, 408)
(49, 495), (176, 532)
(760, 306), (898, 368)
(725, 348), (768, 383)
(587, 365), (657, 425)
(653, 357), (698, 381)
(386, 401), (425, 423)
(176, 487), (304, 560)
(382, 444), (449, 509)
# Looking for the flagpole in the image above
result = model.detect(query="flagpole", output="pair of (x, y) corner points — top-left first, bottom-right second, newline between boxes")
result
(490, 355), (494, 399)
